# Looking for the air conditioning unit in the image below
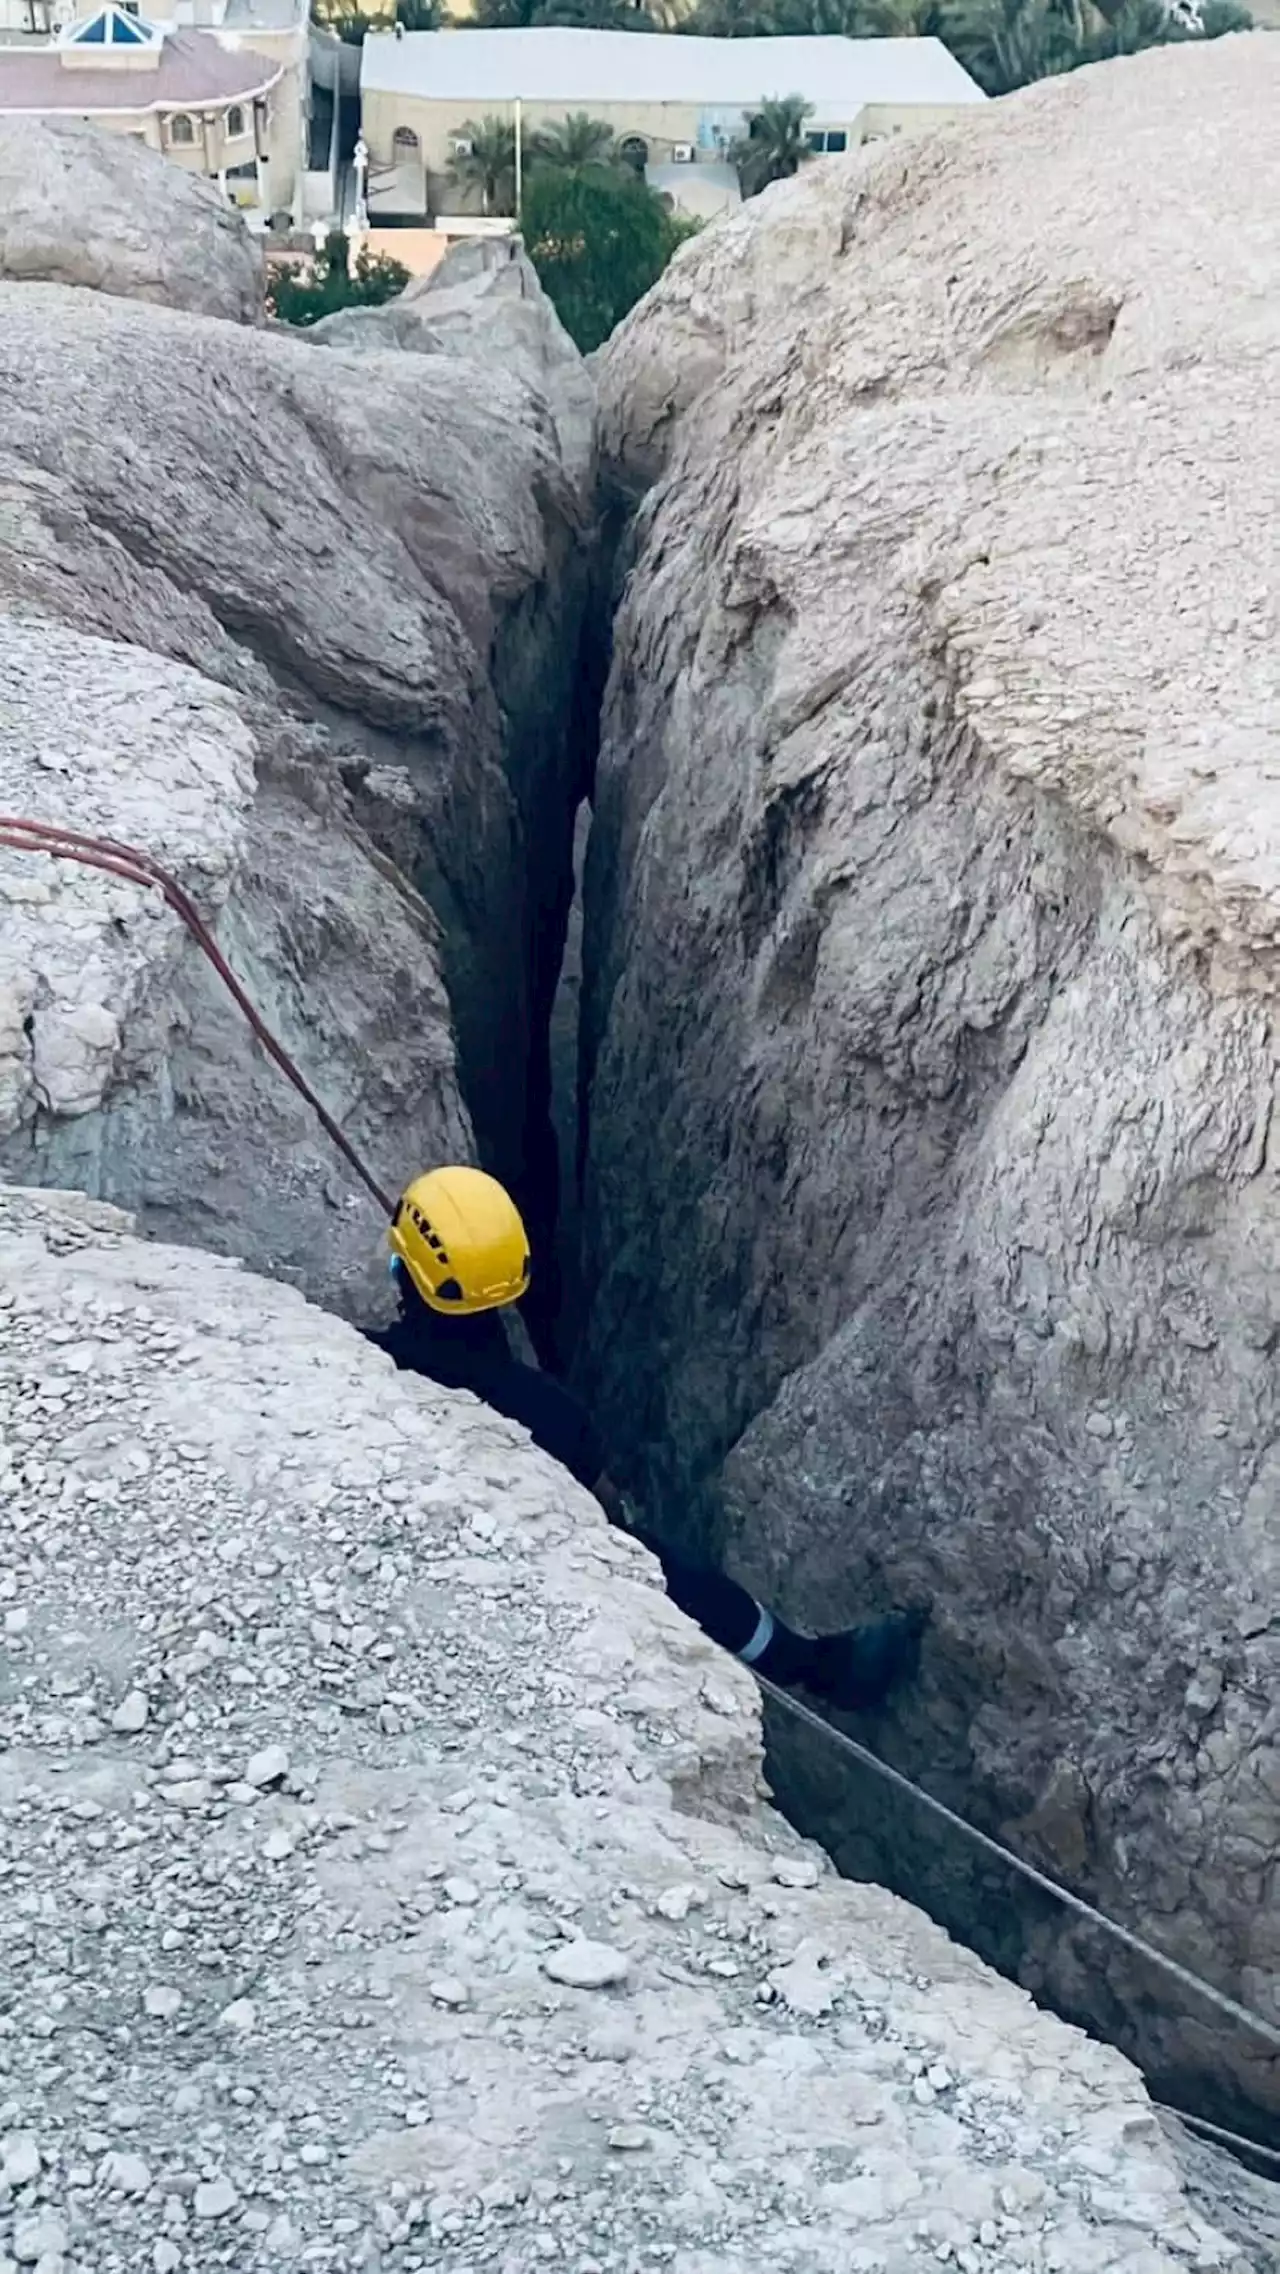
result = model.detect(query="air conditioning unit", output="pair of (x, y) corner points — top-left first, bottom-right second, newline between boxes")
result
(451, 136), (474, 158)
(671, 142), (694, 163)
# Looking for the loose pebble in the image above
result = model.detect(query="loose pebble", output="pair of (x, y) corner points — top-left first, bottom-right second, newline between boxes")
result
(1, 2134), (41, 2188)
(111, 1689), (150, 1735)
(98, 2149), (153, 2194)
(606, 2124), (652, 2152)
(12, 2217), (67, 2267)
(193, 2177), (239, 2220)
(244, 1743), (291, 1789)
(542, 1940), (631, 1990)
(772, 1856), (821, 1889)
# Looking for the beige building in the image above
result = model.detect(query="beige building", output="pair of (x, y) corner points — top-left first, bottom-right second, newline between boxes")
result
(358, 27), (986, 222)
(0, 0), (309, 218)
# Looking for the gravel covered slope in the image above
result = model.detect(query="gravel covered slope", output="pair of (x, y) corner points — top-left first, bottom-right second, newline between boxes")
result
(0, 1186), (1269, 2272)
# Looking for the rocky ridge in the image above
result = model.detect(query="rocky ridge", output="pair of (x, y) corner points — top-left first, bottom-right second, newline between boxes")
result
(582, 35), (1280, 2116)
(1, 1184), (1273, 2274)
(0, 616), (467, 1321)
(0, 117), (261, 322)
(0, 211), (594, 1320)
(308, 239), (597, 511)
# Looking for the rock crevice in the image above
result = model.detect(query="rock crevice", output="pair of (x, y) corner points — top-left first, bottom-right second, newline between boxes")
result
(0, 198), (597, 1322)
(2, 1182), (1275, 2271)
(582, 36), (1280, 2123)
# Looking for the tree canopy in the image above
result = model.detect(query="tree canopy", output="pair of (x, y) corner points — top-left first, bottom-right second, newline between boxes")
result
(267, 232), (409, 327)
(731, 93), (815, 196)
(676, 0), (1250, 83)
(314, 0), (440, 38)
(448, 114), (518, 212)
(471, 0), (655, 22)
(522, 165), (693, 352)
(529, 111), (621, 172)
(942, 0), (1251, 91)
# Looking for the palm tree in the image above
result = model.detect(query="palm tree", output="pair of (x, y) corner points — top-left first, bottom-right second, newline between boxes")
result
(314, 0), (441, 30)
(791, 0), (877, 25)
(528, 112), (621, 175)
(447, 115), (518, 214)
(941, 0), (1079, 89)
(533, 0), (658, 21)
(943, 0), (1248, 94)
(683, 0), (785, 27)
(730, 94), (814, 199)
(852, 0), (946, 29)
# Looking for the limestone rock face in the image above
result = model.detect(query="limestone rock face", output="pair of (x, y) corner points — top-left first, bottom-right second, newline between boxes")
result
(0, 116), (262, 320)
(0, 1181), (1269, 2273)
(0, 239), (592, 1316)
(0, 618), (466, 1319)
(309, 238), (597, 507)
(583, 37), (1280, 2115)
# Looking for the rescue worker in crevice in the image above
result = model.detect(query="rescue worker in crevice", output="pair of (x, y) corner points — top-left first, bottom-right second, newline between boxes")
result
(365, 1166), (926, 1714)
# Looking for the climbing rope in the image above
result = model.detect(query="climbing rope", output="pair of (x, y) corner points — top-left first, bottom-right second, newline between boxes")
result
(0, 815), (396, 1215)
(755, 1671), (1280, 2160)
(1165, 2106), (1280, 2173)
(7, 817), (1280, 2162)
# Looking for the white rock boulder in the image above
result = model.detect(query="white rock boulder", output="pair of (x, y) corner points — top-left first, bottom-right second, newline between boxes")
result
(0, 115), (262, 320)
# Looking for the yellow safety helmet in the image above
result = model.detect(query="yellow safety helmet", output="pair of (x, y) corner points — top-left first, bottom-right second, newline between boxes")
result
(388, 1166), (531, 1317)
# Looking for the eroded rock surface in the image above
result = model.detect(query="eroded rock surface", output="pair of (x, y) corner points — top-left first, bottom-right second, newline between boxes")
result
(309, 239), (597, 508)
(583, 38), (1280, 2117)
(0, 618), (466, 1320)
(0, 213), (594, 1314)
(0, 116), (261, 320)
(0, 1184), (1271, 2272)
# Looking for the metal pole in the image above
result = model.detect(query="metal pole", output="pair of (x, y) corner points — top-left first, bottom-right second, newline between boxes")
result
(514, 95), (522, 213)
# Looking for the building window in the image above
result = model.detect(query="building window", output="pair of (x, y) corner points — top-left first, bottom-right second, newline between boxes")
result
(226, 104), (245, 137)
(619, 133), (648, 173)
(806, 129), (849, 154)
(169, 112), (194, 144)
(392, 124), (420, 151)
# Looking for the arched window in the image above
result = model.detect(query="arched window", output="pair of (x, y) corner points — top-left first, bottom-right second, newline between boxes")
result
(226, 104), (245, 138)
(619, 133), (648, 173)
(392, 124), (420, 152)
(169, 112), (194, 145)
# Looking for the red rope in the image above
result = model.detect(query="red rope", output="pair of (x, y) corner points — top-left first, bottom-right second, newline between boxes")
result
(0, 814), (396, 1217)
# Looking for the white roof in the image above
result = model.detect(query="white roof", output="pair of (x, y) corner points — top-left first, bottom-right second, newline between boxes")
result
(359, 28), (985, 111)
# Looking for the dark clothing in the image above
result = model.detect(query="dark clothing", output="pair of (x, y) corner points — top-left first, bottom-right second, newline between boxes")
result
(368, 1304), (605, 1494)
(367, 1282), (924, 1708)
(366, 1289), (782, 1663)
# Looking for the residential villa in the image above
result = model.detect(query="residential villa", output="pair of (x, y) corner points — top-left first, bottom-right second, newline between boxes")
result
(0, 0), (309, 219)
(357, 27), (987, 222)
